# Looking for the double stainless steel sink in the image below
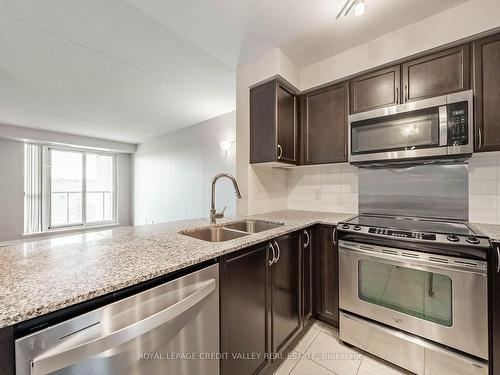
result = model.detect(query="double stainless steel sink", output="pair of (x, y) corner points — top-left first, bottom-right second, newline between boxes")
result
(180, 220), (283, 242)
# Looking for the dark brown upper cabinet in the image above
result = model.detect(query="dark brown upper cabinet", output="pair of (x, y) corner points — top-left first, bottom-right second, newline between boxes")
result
(402, 44), (470, 103)
(349, 65), (401, 114)
(473, 33), (500, 152)
(250, 79), (297, 165)
(300, 82), (348, 165)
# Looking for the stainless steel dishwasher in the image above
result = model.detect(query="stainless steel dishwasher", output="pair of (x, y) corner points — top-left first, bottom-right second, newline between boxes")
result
(15, 263), (220, 375)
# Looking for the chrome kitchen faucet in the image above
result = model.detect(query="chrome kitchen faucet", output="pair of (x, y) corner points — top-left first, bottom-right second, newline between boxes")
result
(210, 173), (242, 224)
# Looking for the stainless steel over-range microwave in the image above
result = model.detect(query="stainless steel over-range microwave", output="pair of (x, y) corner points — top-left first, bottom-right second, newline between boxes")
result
(348, 90), (473, 164)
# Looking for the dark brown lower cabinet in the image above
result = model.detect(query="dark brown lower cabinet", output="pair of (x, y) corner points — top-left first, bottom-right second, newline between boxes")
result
(302, 228), (314, 323)
(490, 242), (500, 375)
(0, 326), (14, 375)
(220, 232), (302, 375)
(271, 232), (302, 354)
(220, 243), (271, 375)
(314, 225), (339, 327)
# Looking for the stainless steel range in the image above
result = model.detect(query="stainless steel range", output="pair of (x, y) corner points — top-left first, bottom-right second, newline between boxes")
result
(337, 214), (490, 375)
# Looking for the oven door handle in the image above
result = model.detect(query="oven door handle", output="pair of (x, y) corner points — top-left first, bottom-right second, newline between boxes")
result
(30, 279), (216, 375)
(339, 241), (486, 275)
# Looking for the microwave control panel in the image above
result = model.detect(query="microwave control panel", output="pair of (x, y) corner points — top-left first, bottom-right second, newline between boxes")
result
(447, 101), (468, 146)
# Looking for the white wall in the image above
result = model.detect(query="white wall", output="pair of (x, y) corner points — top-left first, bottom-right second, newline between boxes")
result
(0, 138), (24, 242)
(133, 111), (236, 225)
(300, 0), (500, 89)
(0, 123), (136, 153)
(0, 138), (132, 242)
(117, 153), (132, 227)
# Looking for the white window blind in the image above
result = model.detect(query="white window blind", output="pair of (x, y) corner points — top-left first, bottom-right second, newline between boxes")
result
(24, 144), (42, 234)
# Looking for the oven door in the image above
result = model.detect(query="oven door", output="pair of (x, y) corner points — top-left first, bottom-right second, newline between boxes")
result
(339, 240), (488, 360)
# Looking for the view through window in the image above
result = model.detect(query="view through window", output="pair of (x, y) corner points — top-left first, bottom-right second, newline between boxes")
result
(49, 148), (116, 229)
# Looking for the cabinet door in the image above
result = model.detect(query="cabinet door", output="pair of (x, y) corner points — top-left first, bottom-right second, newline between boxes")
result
(220, 244), (271, 375)
(402, 45), (470, 103)
(250, 80), (277, 163)
(272, 232), (302, 354)
(277, 83), (297, 163)
(314, 226), (339, 327)
(302, 229), (314, 323)
(349, 66), (400, 114)
(473, 34), (500, 152)
(0, 326), (14, 375)
(301, 82), (348, 164)
(490, 243), (500, 375)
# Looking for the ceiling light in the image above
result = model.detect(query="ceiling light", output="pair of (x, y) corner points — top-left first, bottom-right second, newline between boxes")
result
(354, 0), (365, 16)
(336, 0), (366, 19)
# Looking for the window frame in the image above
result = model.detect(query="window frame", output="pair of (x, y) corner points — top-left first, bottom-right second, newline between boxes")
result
(42, 145), (118, 231)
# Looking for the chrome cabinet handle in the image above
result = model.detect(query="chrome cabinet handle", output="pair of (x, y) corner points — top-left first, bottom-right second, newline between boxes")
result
(332, 228), (336, 245)
(274, 240), (281, 263)
(269, 242), (276, 266)
(30, 279), (216, 375)
(478, 128), (482, 150)
(303, 230), (310, 248)
(404, 84), (408, 102)
(344, 145), (347, 159)
(496, 245), (500, 274)
(277, 144), (283, 160)
(396, 87), (399, 104)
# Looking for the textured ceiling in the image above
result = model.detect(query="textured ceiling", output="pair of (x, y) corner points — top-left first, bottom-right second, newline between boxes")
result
(0, 0), (469, 143)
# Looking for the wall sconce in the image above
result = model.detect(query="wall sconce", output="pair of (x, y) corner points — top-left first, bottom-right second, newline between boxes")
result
(219, 140), (235, 153)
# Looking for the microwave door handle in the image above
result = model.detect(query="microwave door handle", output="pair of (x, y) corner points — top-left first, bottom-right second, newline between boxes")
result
(438, 105), (448, 147)
(30, 279), (216, 375)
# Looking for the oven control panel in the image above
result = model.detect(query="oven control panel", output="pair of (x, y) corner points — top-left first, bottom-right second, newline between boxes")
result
(447, 101), (468, 146)
(368, 227), (436, 241)
(338, 223), (491, 248)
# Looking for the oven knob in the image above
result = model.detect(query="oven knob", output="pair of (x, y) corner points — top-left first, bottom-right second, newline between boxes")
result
(342, 224), (350, 230)
(466, 236), (480, 245)
(446, 234), (460, 242)
(353, 225), (361, 231)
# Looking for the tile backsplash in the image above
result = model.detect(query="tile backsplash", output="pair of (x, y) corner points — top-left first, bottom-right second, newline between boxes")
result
(468, 151), (500, 224)
(287, 164), (358, 214)
(247, 152), (500, 225)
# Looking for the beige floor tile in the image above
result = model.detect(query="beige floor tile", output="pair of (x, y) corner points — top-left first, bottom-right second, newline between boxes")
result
(294, 325), (321, 353)
(357, 354), (412, 375)
(290, 358), (335, 375)
(306, 332), (363, 375)
(316, 321), (339, 338)
(274, 351), (302, 375)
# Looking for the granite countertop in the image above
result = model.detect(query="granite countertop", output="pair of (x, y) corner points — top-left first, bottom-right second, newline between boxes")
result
(0, 210), (354, 329)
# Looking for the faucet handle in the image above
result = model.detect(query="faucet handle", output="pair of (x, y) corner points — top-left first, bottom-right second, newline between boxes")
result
(221, 206), (227, 215)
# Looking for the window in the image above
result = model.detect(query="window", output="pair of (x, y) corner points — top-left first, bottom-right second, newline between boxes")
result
(24, 145), (118, 234)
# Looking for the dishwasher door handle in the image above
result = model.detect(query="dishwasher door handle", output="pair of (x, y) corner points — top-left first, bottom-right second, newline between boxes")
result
(31, 279), (216, 375)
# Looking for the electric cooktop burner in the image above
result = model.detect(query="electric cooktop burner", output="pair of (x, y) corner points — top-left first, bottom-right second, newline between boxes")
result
(338, 214), (490, 249)
(346, 215), (477, 235)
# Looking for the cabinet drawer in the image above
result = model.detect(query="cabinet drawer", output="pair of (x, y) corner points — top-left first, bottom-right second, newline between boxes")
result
(340, 312), (488, 375)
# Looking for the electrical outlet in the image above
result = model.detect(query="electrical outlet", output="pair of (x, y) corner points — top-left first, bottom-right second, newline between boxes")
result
(313, 189), (321, 200)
